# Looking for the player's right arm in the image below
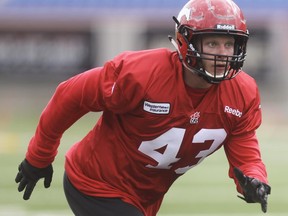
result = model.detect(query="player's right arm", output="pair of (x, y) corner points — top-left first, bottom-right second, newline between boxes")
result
(15, 51), (151, 200)
(15, 67), (107, 200)
(25, 67), (109, 168)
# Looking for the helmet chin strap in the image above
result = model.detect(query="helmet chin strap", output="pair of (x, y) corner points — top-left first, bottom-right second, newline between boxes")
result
(183, 62), (224, 84)
(204, 69), (230, 79)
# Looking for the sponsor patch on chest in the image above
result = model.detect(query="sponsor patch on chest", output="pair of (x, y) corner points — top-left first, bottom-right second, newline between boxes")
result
(143, 101), (170, 114)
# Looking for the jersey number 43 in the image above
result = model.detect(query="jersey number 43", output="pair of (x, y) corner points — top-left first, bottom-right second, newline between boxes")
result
(138, 127), (227, 174)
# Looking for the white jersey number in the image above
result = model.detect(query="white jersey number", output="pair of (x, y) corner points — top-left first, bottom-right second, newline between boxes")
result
(138, 128), (227, 174)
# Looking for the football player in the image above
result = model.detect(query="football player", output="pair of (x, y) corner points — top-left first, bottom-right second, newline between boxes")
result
(15, 0), (271, 215)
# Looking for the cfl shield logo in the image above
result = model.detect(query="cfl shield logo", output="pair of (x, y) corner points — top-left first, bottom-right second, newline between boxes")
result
(190, 112), (200, 124)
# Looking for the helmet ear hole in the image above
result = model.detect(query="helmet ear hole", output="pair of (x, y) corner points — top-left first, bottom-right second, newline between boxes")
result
(186, 57), (192, 66)
(178, 26), (191, 41)
(186, 55), (197, 67)
(177, 38), (183, 46)
(183, 28), (190, 39)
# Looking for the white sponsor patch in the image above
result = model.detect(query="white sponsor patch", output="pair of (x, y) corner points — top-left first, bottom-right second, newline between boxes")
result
(143, 101), (170, 114)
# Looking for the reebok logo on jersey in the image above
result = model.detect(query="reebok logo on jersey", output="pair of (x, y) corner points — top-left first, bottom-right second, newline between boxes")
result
(224, 105), (242, 118)
(143, 101), (170, 114)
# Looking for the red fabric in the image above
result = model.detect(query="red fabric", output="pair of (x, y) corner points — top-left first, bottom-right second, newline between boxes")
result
(26, 48), (268, 216)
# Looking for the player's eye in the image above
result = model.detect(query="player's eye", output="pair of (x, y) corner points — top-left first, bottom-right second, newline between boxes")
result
(225, 41), (234, 48)
(207, 41), (217, 47)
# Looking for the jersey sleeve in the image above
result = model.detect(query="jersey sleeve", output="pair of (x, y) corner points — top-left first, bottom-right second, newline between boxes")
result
(224, 83), (268, 193)
(26, 52), (149, 168)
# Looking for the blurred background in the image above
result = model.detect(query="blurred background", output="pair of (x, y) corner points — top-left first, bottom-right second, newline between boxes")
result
(0, 0), (287, 215)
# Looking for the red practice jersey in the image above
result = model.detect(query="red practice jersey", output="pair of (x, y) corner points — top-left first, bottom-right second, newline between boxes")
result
(26, 48), (268, 216)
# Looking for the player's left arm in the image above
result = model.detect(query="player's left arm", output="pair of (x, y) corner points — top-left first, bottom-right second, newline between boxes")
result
(224, 82), (271, 212)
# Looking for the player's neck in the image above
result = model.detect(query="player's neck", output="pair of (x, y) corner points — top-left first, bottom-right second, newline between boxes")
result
(183, 67), (212, 89)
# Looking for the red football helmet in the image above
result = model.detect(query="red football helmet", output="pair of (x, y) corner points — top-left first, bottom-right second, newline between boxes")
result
(171, 0), (249, 83)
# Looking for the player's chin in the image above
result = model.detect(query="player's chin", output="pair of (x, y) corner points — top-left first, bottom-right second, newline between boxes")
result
(215, 66), (228, 75)
(206, 66), (226, 77)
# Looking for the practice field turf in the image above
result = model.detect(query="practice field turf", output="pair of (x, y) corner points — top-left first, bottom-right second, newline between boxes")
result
(0, 82), (287, 215)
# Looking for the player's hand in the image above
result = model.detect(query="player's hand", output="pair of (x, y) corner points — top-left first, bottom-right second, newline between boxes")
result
(15, 159), (53, 200)
(234, 167), (271, 213)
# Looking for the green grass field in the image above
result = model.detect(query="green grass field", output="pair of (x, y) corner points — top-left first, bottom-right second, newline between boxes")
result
(0, 82), (287, 215)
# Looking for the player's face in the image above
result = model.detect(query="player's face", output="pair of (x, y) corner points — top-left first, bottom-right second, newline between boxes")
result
(197, 35), (235, 77)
